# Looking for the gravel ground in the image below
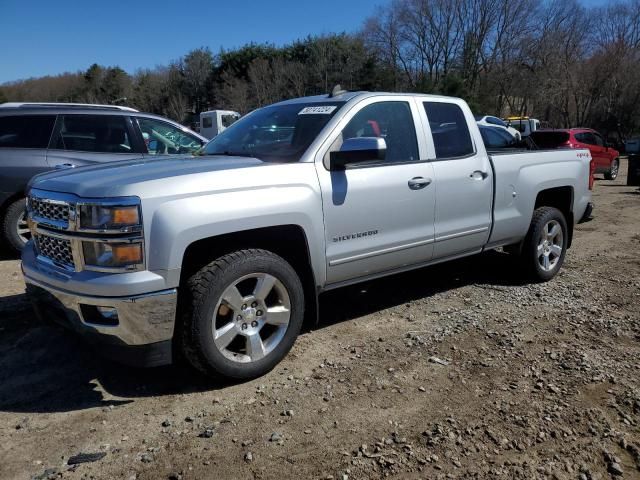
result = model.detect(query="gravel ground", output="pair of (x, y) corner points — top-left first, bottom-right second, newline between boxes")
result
(0, 160), (639, 480)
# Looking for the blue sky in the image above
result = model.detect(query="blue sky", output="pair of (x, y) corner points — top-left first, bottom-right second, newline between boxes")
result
(0, 0), (610, 84)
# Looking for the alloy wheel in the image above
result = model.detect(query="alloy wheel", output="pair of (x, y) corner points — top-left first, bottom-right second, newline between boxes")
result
(16, 210), (31, 245)
(537, 220), (563, 272)
(212, 273), (291, 363)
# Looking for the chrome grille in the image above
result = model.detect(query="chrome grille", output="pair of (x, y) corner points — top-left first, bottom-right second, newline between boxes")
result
(35, 234), (75, 270)
(29, 197), (70, 223)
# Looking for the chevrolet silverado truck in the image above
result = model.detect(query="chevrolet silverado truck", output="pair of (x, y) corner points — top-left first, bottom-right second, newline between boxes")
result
(22, 91), (594, 380)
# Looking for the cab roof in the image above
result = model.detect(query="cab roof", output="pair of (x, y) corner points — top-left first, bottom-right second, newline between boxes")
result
(272, 91), (463, 107)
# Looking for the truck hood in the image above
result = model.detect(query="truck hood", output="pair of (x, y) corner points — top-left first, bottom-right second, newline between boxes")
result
(29, 155), (269, 198)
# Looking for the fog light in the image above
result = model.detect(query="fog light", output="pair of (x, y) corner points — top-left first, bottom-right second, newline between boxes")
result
(80, 304), (119, 326)
(96, 306), (118, 321)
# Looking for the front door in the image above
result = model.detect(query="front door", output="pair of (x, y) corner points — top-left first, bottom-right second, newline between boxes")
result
(315, 98), (436, 285)
(46, 114), (143, 168)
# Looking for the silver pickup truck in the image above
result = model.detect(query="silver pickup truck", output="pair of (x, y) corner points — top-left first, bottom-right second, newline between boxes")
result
(22, 91), (593, 379)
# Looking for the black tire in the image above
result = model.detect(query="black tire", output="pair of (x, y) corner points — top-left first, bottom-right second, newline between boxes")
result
(521, 206), (568, 282)
(2, 198), (29, 253)
(181, 249), (304, 380)
(604, 158), (619, 180)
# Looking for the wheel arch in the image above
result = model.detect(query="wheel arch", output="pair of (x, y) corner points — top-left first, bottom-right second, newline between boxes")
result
(179, 225), (319, 328)
(534, 186), (574, 248)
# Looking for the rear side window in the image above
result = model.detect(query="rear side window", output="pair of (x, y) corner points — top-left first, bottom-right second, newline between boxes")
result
(52, 115), (132, 153)
(423, 102), (474, 159)
(0, 115), (56, 148)
(530, 131), (570, 149)
(593, 133), (604, 147)
(575, 132), (596, 145)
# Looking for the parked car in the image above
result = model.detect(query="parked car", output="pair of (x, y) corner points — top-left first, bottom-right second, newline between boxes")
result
(22, 91), (593, 380)
(0, 103), (208, 251)
(475, 115), (521, 140)
(479, 125), (521, 150)
(625, 138), (640, 154)
(530, 128), (620, 180)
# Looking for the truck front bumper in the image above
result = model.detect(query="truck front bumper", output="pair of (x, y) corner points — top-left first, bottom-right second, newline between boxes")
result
(23, 275), (177, 368)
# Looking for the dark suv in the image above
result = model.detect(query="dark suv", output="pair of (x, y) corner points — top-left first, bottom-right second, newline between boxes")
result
(0, 103), (207, 251)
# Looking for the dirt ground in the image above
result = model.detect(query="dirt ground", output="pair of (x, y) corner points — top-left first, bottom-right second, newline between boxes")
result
(1, 160), (639, 480)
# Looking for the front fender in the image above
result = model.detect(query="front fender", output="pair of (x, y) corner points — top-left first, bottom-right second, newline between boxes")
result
(145, 185), (326, 287)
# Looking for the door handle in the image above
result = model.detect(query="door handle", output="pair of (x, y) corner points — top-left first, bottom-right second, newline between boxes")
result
(470, 170), (489, 180)
(55, 163), (76, 170)
(408, 177), (432, 190)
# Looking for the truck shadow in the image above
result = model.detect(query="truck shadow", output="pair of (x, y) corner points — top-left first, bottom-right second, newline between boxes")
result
(0, 250), (526, 414)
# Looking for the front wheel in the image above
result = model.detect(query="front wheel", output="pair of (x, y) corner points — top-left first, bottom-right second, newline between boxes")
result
(181, 249), (305, 379)
(521, 207), (568, 282)
(2, 198), (30, 253)
(604, 158), (619, 180)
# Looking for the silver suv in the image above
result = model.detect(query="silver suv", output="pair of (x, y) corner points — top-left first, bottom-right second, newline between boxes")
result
(0, 103), (207, 252)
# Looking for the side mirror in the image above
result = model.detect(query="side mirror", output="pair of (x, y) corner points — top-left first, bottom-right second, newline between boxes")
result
(329, 137), (387, 170)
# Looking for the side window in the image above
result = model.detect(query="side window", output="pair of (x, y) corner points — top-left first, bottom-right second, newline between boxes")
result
(593, 133), (604, 147)
(53, 115), (132, 153)
(423, 102), (474, 159)
(340, 101), (419, 163)
(584, 133), (597, 145)
(137, 117), (203, 155)
(0, 115), (56, 148)
(221, 114), (238, 128)
(574, 133), (586, 143)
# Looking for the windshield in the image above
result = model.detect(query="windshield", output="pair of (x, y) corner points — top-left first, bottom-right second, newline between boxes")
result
(202, 102), (345, 162)
(486, 116), (507, 127)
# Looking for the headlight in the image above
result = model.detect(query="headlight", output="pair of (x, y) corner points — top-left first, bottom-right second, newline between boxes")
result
(78, 204), (141, 231)
(82, 241), (144, 270)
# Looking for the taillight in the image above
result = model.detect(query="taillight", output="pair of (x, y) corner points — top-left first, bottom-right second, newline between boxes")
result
(589, 159), (595, 190)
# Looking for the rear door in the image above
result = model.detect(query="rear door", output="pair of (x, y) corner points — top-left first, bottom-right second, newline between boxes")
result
(0, 114), (56, 197)
(419, 100), (493, 259)
(315, 96), (436, 285)
(46, 114), (143, 168)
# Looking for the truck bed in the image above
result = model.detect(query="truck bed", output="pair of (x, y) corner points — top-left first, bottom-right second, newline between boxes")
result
(487, 148), (592, 249)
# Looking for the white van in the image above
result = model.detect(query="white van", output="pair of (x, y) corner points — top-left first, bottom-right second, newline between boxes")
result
(200, 110), (241, 139)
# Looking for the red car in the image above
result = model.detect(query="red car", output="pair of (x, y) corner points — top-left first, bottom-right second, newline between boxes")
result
(531, 128), (620, 180)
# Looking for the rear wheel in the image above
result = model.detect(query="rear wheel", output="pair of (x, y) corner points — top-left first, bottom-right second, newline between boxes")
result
(181, 249), (304, 379)
(604, 158), (619, 180)
(521, 207), (568, 282)
(2, 198), (30, 253)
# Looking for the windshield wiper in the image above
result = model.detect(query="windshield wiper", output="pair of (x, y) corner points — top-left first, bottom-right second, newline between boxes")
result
(204, 150), (255, 158)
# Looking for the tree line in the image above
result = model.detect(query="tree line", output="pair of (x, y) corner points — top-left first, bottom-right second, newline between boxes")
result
(1, 0), (639, 139)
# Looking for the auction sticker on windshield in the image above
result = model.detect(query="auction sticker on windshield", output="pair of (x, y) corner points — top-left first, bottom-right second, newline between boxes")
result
(299, 106), (338, 115)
